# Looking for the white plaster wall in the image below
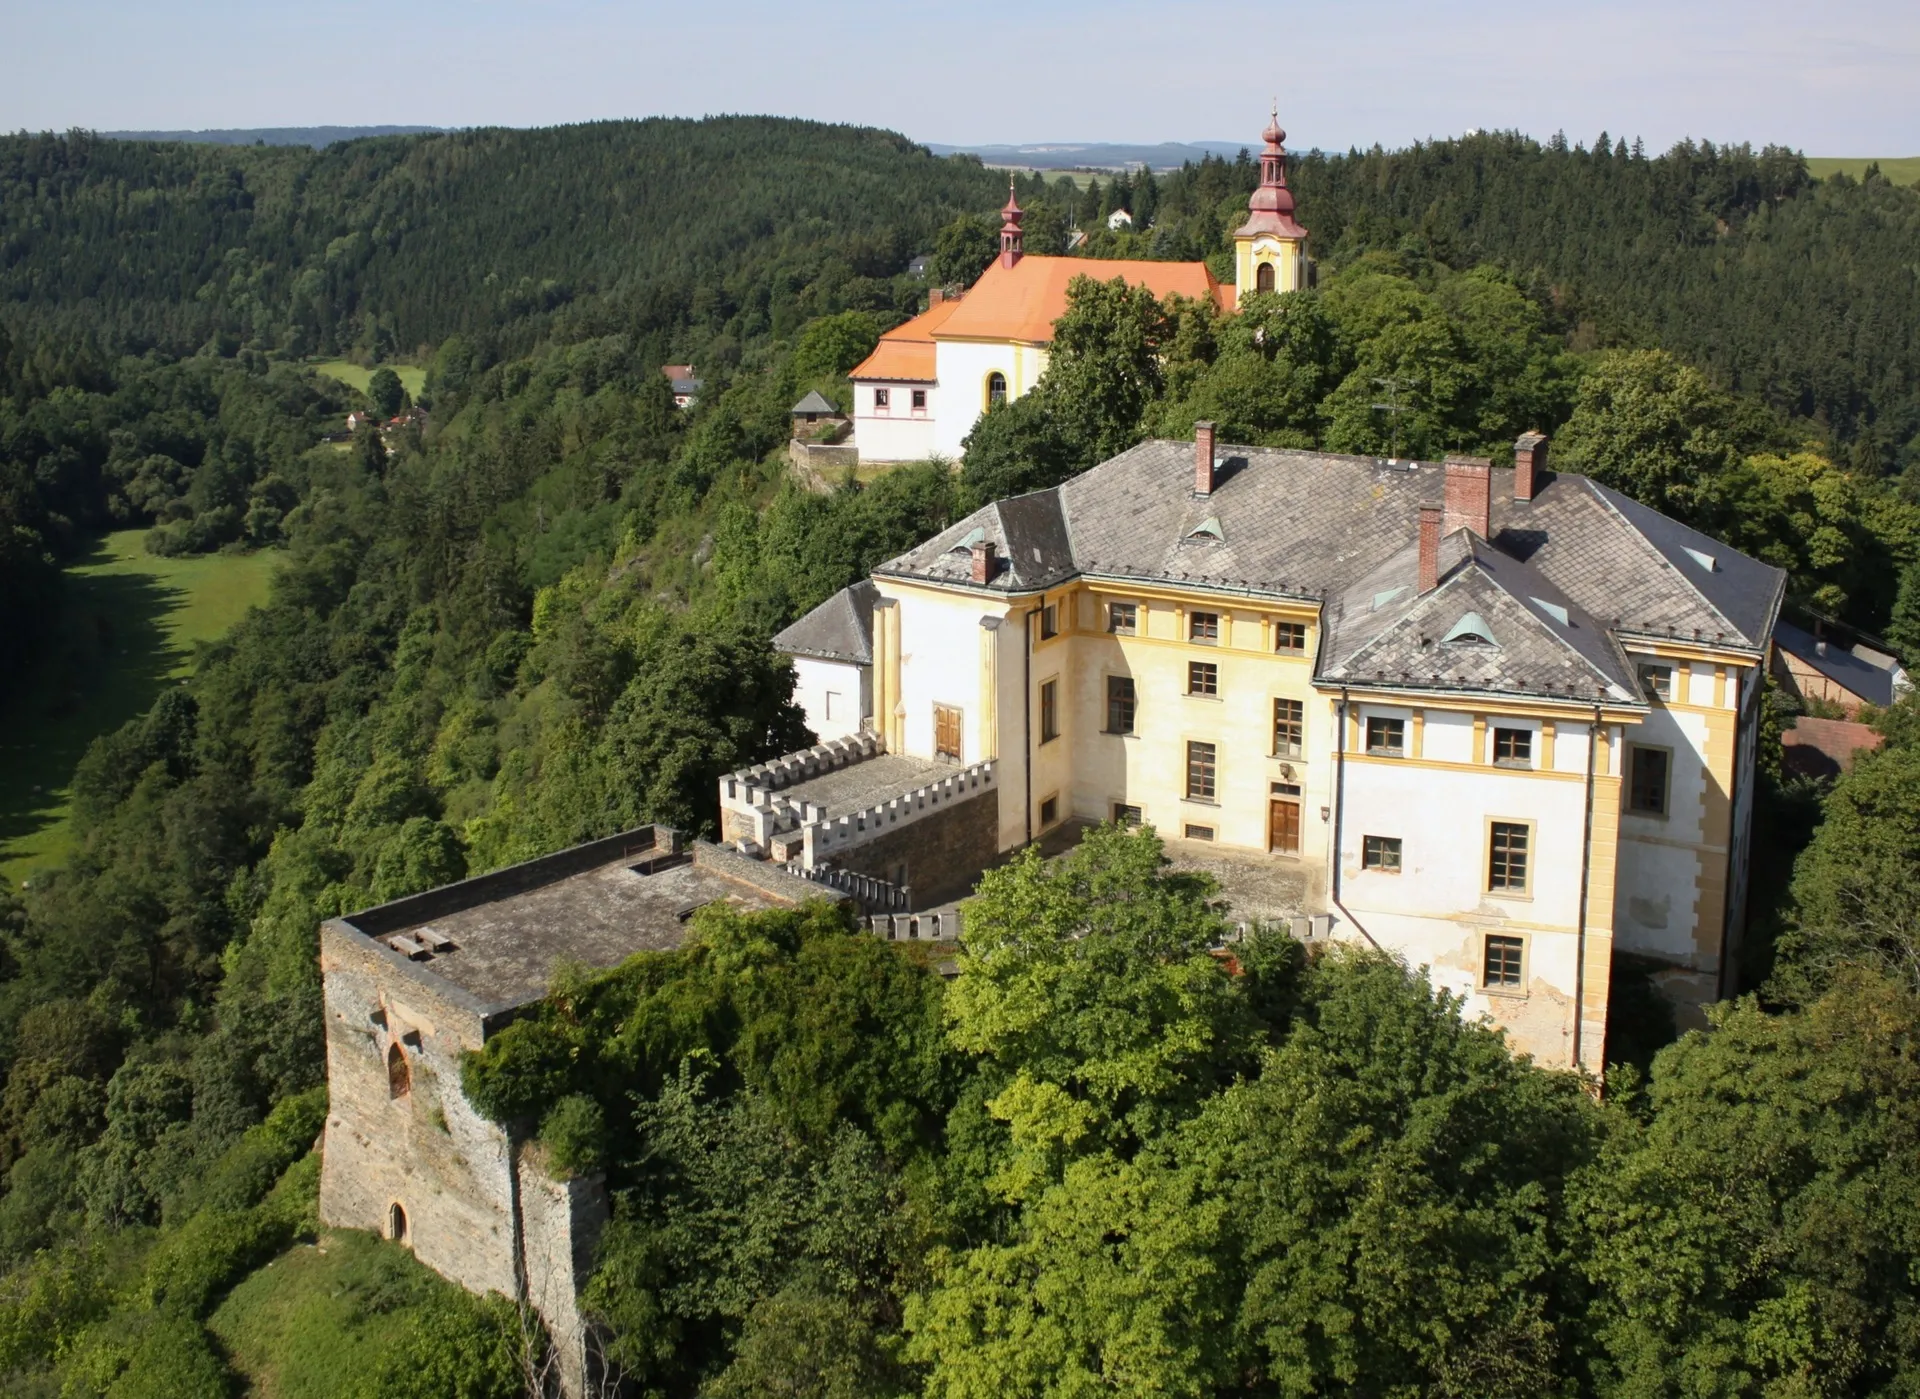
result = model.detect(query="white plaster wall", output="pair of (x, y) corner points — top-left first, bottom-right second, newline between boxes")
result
(932, 340), (1050, 457)
(854, 381), (937, 463)
(1614, 702), (1711, 964)
(1553, 721), (1593, 775)
(790, 656), (869, 742)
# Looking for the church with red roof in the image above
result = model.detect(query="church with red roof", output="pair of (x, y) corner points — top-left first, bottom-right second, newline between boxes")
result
(850, 113), (1310, 463)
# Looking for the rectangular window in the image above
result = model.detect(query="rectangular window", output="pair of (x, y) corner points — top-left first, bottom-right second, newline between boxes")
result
(1366, 716), (1405, 756)
(911, 388), (927, 411)
(1493, 727), (1533, 767)
(1039, 604), (1057, 639)
(874, 387), (890, 410)
(1274, 621), (1307, 653)
(1039, 795), (1059, 828)
(1040, 680), (1059, 743)
(1107, 601), (1137, 635)
(1185, 741), (1217, 802)
(1484, 934), (1525, 989)
(1638, 663), (1673, 700)
(1189, 611), (1220, 643)
(1188, 661), (1219, 696)
(1362, 835), (1402, 872)
(1113, 803), (1143, 826)
(934, 704), (963, 761)
(1105, 676), (1136, 734)
(1629, 745), (1670, 816)
(1273, 698), (1304, 757)
(1488, 821), (1530, 892)
(1183, 824), (1215, 841)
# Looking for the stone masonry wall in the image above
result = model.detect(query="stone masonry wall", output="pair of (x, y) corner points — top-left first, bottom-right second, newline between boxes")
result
(519, 1153), (611, 1398)
(318, 924), (522, 1300)
(824, 785), (997, 907)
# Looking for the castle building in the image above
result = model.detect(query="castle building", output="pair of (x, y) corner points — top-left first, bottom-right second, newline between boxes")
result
(850, 113), (1306, 464)
(745, 431), (1785, 1070)
(316, 828), (838, 1397)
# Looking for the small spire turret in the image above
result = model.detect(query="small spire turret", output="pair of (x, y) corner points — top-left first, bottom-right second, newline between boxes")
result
(999, 176), (1024, 268)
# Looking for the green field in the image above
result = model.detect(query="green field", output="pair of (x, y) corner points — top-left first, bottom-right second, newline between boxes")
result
(1806, 156), (1920, 186)
(0, 531), (282, 888)
(312, 359), (427, 398)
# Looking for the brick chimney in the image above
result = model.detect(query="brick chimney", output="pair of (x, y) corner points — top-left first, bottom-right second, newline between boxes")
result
(929, 287), (945, 308)
(1194, 421), (1217, 495)
(1442, 455), (1492, 539)
(970, 539), (997, 584)
(1514, 431), (1548, 501)
(1418, 505), (1442, 593)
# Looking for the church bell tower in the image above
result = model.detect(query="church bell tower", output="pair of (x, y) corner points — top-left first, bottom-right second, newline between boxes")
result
(1233, 108), (1310, 304)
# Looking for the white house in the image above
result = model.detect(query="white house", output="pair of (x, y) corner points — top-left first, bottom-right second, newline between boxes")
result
(772, 579), (876, 742)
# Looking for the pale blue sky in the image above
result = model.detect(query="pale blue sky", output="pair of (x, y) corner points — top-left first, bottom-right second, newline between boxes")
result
(5, 0), (1917, 155)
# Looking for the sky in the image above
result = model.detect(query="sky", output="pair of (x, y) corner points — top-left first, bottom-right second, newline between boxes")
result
(5, 0), (1917, 156)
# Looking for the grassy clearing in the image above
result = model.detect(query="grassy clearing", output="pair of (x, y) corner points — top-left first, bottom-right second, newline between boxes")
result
(208, 1230), (475, 1398)
(0, 531), (282, 888)
(1806, 156), (1920, 186)
(311, 360), (427, 398)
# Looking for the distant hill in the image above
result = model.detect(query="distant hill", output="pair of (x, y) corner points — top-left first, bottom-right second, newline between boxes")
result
(101, 125), (444, 147)
(1805, 156), (1920, 187)
(924, 140), (1253, 171)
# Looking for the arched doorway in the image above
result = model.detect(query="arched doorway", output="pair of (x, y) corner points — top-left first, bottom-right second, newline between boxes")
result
(986, 371), (1007, 409)
(1256, 261), (1276, 292)
(387, 1041), (410, 1099)
(388, 1201), (408, 1242)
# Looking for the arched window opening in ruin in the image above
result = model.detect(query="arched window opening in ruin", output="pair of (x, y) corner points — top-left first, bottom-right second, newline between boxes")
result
(1256, 261), (1276, 292)
(387, 1041), (411, 1098)
(389, 1201), (408, 1242)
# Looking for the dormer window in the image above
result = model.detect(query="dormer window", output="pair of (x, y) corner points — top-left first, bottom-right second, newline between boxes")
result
(1441, 612), (1497, 646)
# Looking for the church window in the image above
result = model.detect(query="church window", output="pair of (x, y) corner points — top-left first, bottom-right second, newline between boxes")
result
(986, 371), (1007, 408)
(1257, 261), (1276, 292)
(387, 1042), (411, 1099)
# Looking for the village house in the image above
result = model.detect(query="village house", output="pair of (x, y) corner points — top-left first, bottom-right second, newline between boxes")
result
(849, 112), (1309, 464)
(744, 428), (1786, 1069)
(663, 363), (702, 408)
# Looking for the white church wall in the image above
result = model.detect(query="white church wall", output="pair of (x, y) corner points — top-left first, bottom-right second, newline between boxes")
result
(854, 381), (938, 464)
(931, 340), (1050, 458)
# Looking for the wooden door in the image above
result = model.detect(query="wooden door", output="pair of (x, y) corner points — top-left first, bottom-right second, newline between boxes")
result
(934, 705), (963, 761)
(1268, 799), (1301, 854)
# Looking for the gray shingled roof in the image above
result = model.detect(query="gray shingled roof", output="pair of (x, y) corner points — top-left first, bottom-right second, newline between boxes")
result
(792, 390), (841, 415)
(872, 438), (1786, 705)
(772, 580), (877, 665)
(1775, 621), (1900, 707)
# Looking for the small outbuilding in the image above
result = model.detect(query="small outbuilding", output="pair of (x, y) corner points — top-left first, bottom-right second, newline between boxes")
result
(1772, 620), (1910, 717)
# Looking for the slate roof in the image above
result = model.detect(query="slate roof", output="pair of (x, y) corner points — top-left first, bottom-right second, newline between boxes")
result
(791, 390), (841, 416)
(772, 580), (878, 665)
(873, 438), (1786, 705)
(1775, 620), (1902, 707)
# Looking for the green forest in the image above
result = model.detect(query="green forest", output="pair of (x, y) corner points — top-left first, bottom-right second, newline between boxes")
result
(2, 114), (1920, 1396)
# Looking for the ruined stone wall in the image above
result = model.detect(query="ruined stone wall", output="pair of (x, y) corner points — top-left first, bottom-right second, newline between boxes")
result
(318, 923), (522, 1299)
(826, 785), (997, 907)
(519, 1152), (611, 1399)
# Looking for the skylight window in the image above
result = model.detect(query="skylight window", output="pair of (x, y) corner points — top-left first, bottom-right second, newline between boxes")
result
(1682, 546), (1718, 572)
(1372, 585), (1409, 611)
(1531, 597), (1570, 626)
(1442, 612), (1497, 646)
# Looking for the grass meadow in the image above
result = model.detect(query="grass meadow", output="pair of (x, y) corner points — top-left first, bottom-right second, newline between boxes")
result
(311, 360), (428, 399)
(0, 531), (282, 888)
(1806, 156), (1920, 186)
